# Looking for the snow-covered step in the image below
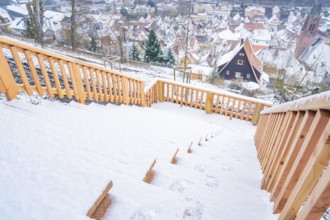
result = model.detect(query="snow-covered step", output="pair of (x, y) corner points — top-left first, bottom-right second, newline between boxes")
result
(105, 178), (186, 219)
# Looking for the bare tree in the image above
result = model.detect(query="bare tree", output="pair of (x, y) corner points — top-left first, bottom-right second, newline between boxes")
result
(26, 0), (44, 48)
(71, 0), (76, 50)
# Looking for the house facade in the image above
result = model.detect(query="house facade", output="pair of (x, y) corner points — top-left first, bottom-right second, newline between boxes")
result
(217, 39), (264, 84)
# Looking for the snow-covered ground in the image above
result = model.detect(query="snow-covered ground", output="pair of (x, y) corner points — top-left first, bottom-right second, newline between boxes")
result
(0, 94), (277, 220)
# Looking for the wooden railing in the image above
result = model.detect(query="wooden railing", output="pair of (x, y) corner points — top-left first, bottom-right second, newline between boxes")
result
(254, 91), (330, 220)
(0, 36), (271, 124)
(0, 36), (145, 105)
(145, 79), (272, 124)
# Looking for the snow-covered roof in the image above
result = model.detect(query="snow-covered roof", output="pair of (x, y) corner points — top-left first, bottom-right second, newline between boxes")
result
(188, 64), (213, 76)
(44, 10), (66, 22)
(6, 5), (28, 16)
(0, 7), (12, 23)
(251, 29), (271, 41)
(8, 17), (25, 30)
(218, 28), (239, 41)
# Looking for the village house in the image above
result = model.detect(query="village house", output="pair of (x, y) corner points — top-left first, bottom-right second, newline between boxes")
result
(244, 6), (266, 19)
(217, 39), (268, 85)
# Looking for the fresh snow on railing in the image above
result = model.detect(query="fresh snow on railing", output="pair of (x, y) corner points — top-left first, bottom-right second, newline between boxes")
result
(262, 90), (330, 114)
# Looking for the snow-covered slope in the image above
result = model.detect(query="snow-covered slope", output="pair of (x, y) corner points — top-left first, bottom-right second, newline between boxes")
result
(0, 95), (276, 220)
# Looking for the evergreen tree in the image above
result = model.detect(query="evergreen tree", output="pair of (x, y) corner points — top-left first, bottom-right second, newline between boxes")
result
(165, 49), (175, 65)
(130, 44), (140, 61)
(24, 17), (34, 38)
(144, 30), (163, 63)
(89, 35), (97, 52)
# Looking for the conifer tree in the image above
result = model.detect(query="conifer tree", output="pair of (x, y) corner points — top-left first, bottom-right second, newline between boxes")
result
(165, 49), (175, 65)
(89, 35), (97, 52)
(130, 44), (140, 61)
(144, 30), (162, 63)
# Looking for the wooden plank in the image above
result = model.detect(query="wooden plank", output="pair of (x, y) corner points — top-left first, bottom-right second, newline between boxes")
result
(267, 112), (304, 193)
(205, 92), (214, 114)
(175, 85), (179, 104)
(279, 114), (330, 220)
(143, 159), (157, 184)
(48, 57), (63, 98)
(256, 114), (271, 158)
(229, 99), (235, 119)
(171, 84), (174, 103)
(58, 60), (72, 99)
(36, 54), (54, 98)
(180, 87), (184, 107)
(117, 76), (123, 103)
(295, 162), (330, 220)
(189, 89), (193, 107)
(261, 113), (286, 171)
(187, 141), (193, 153)
(24, 50), (44, 96)
(262, 112), (296, 190)
(259, 114), (277, 162)
(10, 47), (33, 96)
(171, 148), (179, 164)
(82, 67), (92, 100)
(86, 181), (113, 218)
(273, 110), (329, 213)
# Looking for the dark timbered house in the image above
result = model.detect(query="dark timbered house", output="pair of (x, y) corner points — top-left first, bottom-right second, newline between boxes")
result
(217, 39), (266, 85)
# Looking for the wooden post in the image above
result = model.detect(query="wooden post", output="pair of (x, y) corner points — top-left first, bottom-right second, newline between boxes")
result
(122, 78), (129, 105)
(252, 103), (265, 125)
(86, 181), (113, 218)
(72, 63), (86, 104)
(205, 92), (214, 114)
(141, 82), (146, 107)
(0, 46), (19, 100)
(157, 81), (164, 102)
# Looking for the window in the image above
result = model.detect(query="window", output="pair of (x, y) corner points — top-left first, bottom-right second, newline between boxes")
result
(237, 60), (244, 65)
(235, 72), (241, 78)
(247, 74), (250, 79)
(239, 53), (245, 56)
(226, 70), (230, 75)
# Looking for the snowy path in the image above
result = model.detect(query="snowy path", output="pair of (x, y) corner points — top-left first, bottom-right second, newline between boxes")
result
(0, 96), (276, 220)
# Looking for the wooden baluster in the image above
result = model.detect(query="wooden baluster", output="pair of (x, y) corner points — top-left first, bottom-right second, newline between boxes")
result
(189, 89), (193, 107)
(180, 87), (184, 107)
(236, 100), (241, 119)
(67, 62), (79, 98)
(36, 54), (54, 98)
(90, 69), (98, 101)
(82, 67), (92, 100)
(101, 71), (108, 102)
(171, 84), (174, 103)
(225, 97), (230, 116)
(219, 95), (224, 115)
(199, 91), (204, 109)
(175, 85), (179, 104)
(241, 101), (247, 120)
(10, 47), (33, 96)
(112, 75), (117, 103)
(95, 70), (103, 102)
(58, 60), (72, 99)
(48, 57), (63, 98)
(214, 95), (220, 114)
(24, 50), (44, 96)
(0, 45), (19, 100)
(230, 99), (235, 119)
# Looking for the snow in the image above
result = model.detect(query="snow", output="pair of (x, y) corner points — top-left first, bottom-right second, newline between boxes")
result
(262, 91), (330, 114)
(242, 82), (260, 91)
(0, 95), (277, 220)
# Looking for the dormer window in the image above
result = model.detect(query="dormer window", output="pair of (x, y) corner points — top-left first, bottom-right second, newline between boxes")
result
(239, 53), (245, 56)
(226, 70), (230, 75)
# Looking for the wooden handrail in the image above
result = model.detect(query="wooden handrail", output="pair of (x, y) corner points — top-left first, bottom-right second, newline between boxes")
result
(254, 91), (330, 220)
(144, 78), (272, 123)
(0, 36), (145, 105)
(0, 36), (271, 124)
